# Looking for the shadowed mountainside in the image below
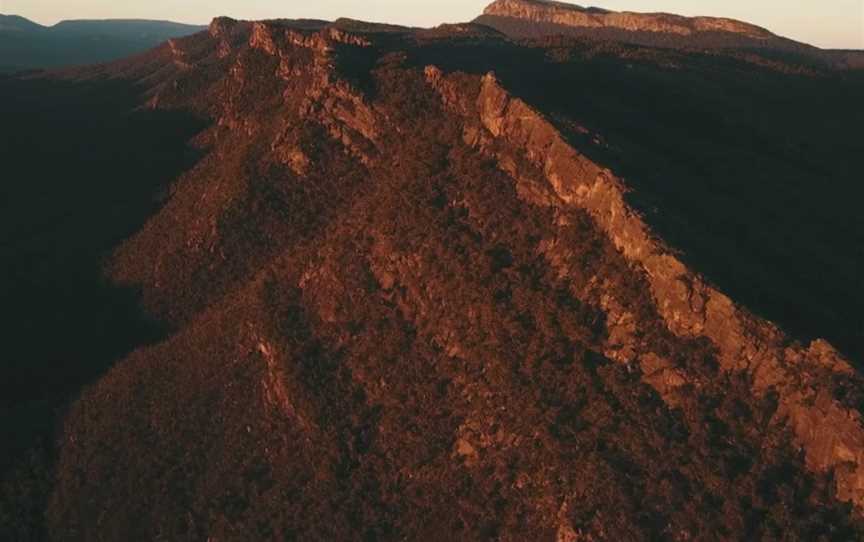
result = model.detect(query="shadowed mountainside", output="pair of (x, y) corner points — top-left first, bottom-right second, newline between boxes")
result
(0, 14), (204, 72)
(1, 7), (863, 540)
(0, 69), (205, 537)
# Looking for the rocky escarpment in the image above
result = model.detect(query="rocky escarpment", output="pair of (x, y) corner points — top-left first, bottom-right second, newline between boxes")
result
(475, 0), (864, 70)
(426, 65), (864, 508)
(482, 0), (774, 39)
(4, 13), (864, 541)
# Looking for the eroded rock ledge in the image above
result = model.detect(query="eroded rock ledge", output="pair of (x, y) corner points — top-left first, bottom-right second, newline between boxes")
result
(483, 0), (774, 39)
(426, 65), (864, 508)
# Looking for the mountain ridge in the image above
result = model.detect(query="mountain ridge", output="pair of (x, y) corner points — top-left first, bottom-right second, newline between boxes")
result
(0, 13), (204, 32)
(483, 0), (777, 39)
(476, 0), (864, 69)
(0, 14), (205, 71)
(0, 14), (47, 32)
(1, 7), (863, 540)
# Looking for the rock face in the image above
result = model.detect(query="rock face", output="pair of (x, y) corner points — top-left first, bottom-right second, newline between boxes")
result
(482, 0), (774, 39)
(2, 11), (864, 541)
(428, 65), (864, 508)
(476, 0), (864, 69)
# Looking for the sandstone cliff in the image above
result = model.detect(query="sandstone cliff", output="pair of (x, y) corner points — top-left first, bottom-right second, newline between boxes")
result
(476, 0), (864, 70)
(482, 0), (774, 39)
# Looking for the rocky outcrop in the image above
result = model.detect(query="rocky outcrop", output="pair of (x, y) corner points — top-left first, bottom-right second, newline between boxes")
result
(482, 0), (774, 39)
(426, 65), (864, 509)
(478, 0), (864, 70)
(249, 21), (280, 55)
(247, 23), (379, 163)
(167, 38), (192, 70)
(208, 16), (237, 39)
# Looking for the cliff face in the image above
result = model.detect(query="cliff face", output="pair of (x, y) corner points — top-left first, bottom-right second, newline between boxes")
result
(482, 0), (774, 39)
(476, 0), (864, 70)
(3, 11), (864, 541)
(427, 65), (864, 507)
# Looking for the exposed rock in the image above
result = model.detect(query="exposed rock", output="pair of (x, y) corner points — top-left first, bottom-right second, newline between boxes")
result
(208, 16), (237, 39)
(483, 0), (774, 39)
(427, 66), (864, 510)
(326, 27), (372, 47)
(167, 38), (192, 70)
(249, 21), (279, 55)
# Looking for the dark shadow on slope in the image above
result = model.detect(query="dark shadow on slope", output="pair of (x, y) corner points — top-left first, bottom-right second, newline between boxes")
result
(0, 20), (205, 71)
(407, 40), (864, 366)
(0, 73), (206, 538)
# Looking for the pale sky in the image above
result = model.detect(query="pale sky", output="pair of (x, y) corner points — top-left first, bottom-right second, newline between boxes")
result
(2, 0), (862, 49)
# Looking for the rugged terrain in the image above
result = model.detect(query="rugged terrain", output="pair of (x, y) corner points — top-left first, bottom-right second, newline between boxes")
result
(2, 2), (864, 539)
(0, 14), (204, 72)
(477, 0), (864, 70)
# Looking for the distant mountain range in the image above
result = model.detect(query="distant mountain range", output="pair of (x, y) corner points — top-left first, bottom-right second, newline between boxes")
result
(0, 14), (205, 72)
(477, 0), (864, 70)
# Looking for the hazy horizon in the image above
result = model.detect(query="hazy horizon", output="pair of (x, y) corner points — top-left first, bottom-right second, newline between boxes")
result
(2, 0), (862, 49)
